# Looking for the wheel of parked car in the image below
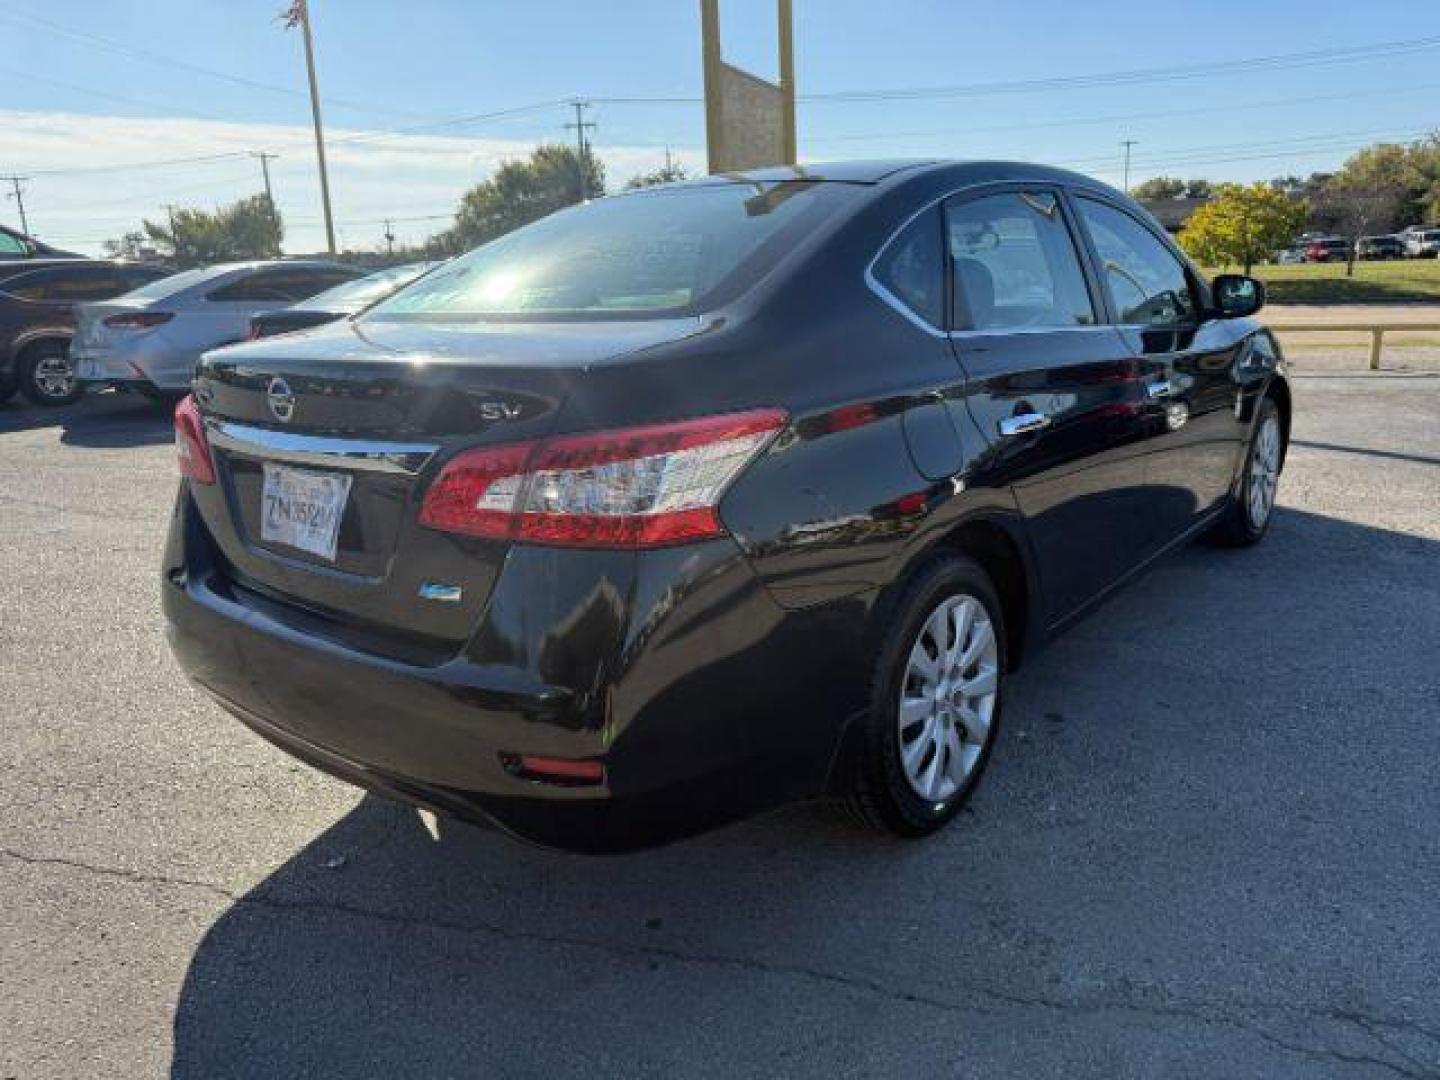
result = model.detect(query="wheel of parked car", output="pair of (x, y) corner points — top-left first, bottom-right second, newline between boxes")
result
(17, 340), (82, 407)
(1207, 396), (1284, 547)
(847, 553), (1006, 837)
(0, 369), (17, 405)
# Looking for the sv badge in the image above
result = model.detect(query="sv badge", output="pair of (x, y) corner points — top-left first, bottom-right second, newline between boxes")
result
(478, 401), (524, 421)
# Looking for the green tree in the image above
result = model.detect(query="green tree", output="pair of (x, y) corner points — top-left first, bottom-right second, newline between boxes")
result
(439, 144), (605, 252)
(1132, 176), (1185, 201)
(1401, 134), (1440, 225)
(1319, 143), (1410, 275)
(625, 161), (689, 190)
(139, 194), (284, 266)
(1177, 182), (1307, 274)
(101, 230), (150, 259)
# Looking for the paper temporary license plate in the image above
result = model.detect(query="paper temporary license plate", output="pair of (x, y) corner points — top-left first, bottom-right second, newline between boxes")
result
(260, 463), (352, 561)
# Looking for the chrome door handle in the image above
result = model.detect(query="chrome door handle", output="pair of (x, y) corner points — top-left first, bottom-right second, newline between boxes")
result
(998, 412), (1051, 437)
(1145, 378), (1173, 399)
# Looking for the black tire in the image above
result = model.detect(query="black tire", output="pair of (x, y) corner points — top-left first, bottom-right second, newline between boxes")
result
(1206, 395), (1283, 548)
(0, 368), (17, 405)
(846, 553), (1007, 838)
(17, 340), (82, 407)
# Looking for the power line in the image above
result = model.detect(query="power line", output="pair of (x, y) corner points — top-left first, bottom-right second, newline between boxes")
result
(799, 35), (1440, 103)
(0, 4), (431, 120)
(804, 81), (1440, 146)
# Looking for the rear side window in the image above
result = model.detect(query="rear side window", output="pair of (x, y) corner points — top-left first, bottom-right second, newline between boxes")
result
(1075, 197), (1198, 327)
(945, 191), (1095, 331)
(207, 268), (357, 303)
(871, 205), (944, 328)
(2, 265), (152, 302)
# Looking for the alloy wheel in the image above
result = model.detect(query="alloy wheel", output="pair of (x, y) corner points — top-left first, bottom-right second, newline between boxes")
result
(32, 350), (77, 402)
(897, 593), (999, 802)
(1247, 414), (1281, 528)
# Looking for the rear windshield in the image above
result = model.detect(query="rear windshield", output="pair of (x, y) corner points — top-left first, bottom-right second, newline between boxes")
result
(366, 181), (859, 322)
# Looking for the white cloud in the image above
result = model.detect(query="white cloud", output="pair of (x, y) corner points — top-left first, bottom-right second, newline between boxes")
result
(0, 109), (703, 255)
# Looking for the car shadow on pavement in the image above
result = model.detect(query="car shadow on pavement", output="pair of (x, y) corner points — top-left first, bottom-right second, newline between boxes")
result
(0, 392), (172, 445)
(168, 506), (1440, 1078)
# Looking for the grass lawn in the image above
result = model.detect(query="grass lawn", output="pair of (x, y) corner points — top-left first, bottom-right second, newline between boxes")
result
(1202, 259), (1440, 304)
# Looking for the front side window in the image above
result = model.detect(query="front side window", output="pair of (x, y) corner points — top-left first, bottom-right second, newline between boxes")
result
(945, 191), (1095, 331)
(1075, 197), (1197, 327)
(872, 205), (944, 328)
(0, 232), (28, 256)
(368, 181), (860, 322)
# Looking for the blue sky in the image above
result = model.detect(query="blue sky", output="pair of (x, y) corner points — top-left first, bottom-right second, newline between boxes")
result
(2, 0), (1437, 254)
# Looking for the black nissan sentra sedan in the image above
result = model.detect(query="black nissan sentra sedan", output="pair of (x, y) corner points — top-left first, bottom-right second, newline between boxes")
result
(163, 160), (1288, 852)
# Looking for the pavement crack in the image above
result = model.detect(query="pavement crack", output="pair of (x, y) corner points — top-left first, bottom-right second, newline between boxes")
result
(5, 846), (1437, 1078)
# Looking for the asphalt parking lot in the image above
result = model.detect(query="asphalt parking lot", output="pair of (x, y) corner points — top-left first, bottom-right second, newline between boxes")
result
(2, 366), (1438, 1079)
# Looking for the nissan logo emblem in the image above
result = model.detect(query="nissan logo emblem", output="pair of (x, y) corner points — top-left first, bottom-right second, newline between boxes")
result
(266, 376), (296, 423)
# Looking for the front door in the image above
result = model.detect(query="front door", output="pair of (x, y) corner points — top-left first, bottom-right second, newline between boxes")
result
(944, 187), (1154, 627)
(1070, 196), (1249, 545)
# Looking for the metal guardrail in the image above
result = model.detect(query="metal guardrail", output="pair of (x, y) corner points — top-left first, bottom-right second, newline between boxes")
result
(1265, 322), (1440, 370)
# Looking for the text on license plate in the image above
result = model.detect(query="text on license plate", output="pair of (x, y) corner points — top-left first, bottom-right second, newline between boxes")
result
(260, 463), (352, 561)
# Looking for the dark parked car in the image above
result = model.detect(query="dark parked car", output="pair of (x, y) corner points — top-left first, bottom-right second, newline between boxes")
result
(0, 223), (81, 260)
(0, 259), (169, 405)
(163, 160), (1289, 852)
(1356, 235), (1404, 260)
(247, 261), (438, 340)
(1304, 237), (1351, 263)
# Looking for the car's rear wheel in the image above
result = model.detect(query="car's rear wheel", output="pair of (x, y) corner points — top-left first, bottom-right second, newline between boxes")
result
(17, 340), (82, 406)
(1207, 395), (1283, 547)
(847, 553), (1006, 837)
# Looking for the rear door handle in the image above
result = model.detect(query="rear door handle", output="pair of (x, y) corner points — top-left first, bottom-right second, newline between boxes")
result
(998, 412), (1051, 437)
(1145, 377), (1173, 399)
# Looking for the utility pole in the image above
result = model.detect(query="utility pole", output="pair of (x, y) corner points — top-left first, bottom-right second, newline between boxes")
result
(1121, 140), (1138, 194)
(383, 219), (395, 257)
(163, 203), (180, 256)
(4, 176), (30, 236)
(565, 100), (597, 202)
(778, 0), (796, 165)
(250, 151), (281, 255)
(288, 0), (337, 254)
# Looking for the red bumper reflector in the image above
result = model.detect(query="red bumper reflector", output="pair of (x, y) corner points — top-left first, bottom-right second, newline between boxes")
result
(506, 754), (606, 786)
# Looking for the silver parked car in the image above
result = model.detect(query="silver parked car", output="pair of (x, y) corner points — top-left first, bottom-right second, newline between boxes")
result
(72, 260), (360, 393)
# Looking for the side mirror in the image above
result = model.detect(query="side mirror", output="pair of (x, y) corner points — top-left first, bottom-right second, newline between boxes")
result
(1211, 274), (1265, 319)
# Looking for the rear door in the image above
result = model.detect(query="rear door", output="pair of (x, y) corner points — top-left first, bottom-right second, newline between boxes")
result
(1070, 195), (1247, 547)
(944, 187), (1153, 626)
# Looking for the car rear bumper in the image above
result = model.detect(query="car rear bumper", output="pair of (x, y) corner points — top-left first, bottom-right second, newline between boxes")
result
(161, 488), (865, 851)
(74, 346), (194, 391)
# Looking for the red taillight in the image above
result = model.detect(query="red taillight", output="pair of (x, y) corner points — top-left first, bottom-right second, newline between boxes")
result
(104, 311), (173, 329)
(174, 394), (215, 485)
(419, 408), (786, 548)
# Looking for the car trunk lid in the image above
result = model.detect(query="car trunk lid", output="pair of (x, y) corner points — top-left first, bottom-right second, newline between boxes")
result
(187, 316), (701, 654)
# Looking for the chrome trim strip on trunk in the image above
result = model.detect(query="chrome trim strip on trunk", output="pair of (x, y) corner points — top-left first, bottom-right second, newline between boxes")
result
(205, 420), (439, 475)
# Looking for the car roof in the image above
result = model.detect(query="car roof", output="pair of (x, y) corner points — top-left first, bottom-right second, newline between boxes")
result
(201, 259), (358, 274)
(690, 159), (1130, 191)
